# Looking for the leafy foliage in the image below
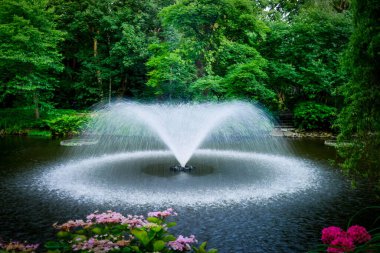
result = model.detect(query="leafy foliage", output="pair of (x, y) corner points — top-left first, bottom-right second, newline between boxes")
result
(44, 114), (89, 136)
(146, 43), (196, 99)
(189, 76), (224, 101)
(294, 102), (337, 130)
(260, 2), (351, 112)
(335, 0), (380, 184)
(0, 0), (65, 118)
(0, 108), (86, 136)
(40, 209), (217, 253)
(152, 0), (273, 105)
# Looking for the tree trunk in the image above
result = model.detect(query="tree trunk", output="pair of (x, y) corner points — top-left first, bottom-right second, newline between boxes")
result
(107, 33), (112, 104)
(33, 92), (40, 119)
(195, 59), (205, 77)
(93, 29), (103, 99)
(118, 76), (127, 97)
(109, 77), (112, 104)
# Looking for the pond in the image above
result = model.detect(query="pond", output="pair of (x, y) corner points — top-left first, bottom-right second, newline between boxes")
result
(0, 136), (378, 252)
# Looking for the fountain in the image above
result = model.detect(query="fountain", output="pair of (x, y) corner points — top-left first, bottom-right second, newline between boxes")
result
(2, 101), (376, 252)
(39, 101), (318, 206)
(85, 101), (277, 166)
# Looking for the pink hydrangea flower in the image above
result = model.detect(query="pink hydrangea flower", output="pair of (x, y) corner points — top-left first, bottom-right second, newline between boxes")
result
(54, 219), (91, 231)
(167, 235), (197, 251)
(347, 225), (371, 244)
(121, 215), (147, 228)
(86, 210), (128, 224)
(327, 236), (355, 253)
(322, 226), (345, 244)
(72, 237), (128, 253)
(0, 241), (39, 252)
(148, 208), (178, 218)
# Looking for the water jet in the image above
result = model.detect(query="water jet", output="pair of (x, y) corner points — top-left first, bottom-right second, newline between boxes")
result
(2, 104), (372, 252)
(40, 101), (317, 205)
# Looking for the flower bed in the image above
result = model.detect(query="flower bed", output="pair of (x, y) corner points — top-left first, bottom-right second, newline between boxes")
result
(0, 209), (217, 253)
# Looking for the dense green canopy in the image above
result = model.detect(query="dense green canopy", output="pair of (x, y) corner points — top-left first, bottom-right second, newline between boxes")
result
(336, 0), (380, 184)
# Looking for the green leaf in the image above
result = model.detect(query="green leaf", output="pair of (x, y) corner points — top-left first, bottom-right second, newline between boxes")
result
(151, 225), (162, 233)
(75, 229), (86, 235)
(73, 235), (87, 242)
(163, 235), (177, 242)
(166, 222), (177, 228)
(132, 229), (150, 246)
(153, 240), (166, 251)
(199, 242), (207, 250)
(130, 246), (141, 252)
(91, 227), (103, 235)
(44, 241), (63, 250)
(56, 231), (70, 239)
(121, 247), (132, 253)
(147, 217), (160, 224)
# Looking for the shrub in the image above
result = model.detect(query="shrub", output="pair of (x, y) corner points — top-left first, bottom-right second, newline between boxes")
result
(293, 102), (337, 130)
(0, 108), (89, 136)
(44, 208), (216, 253)
(309, 225), (379, 253)
(44, 114), (89, 136)
(0, 209), (217, 253)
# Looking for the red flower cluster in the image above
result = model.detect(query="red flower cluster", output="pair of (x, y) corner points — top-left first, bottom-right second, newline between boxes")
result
(321, 225), (371, 253)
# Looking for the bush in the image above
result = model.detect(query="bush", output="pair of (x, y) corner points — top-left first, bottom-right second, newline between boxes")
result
(0, 209), (217, 253)
(0, 108), (89, 136)
(293, 102), (337, 130)
(0, 107), (41, 134)
(309, 223), (380, 252)
(44, 114), (89, 136)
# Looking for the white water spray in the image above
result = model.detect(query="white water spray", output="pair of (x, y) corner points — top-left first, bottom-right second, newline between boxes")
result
(87, 101), (275, 166)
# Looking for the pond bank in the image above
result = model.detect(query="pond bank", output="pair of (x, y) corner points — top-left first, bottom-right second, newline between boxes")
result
(271, 127), (335, 139)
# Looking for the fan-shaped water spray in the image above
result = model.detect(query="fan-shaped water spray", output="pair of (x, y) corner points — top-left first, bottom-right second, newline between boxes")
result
(85, 101), (281, 166)
(39, 100), (316, 206)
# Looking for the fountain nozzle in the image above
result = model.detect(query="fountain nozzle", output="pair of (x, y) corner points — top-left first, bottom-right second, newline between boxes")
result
(170, 165), (195, 172)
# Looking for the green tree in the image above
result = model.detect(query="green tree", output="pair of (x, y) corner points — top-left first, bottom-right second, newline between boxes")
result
(336, 0), (380, 184)
(146, 43), (196, 99)
(49, 0), (171, 107)
(257, 0), (306, 21)
(260, 1), (351, 125)
(0, 0), (64, 118)
(160, 0), (268, 76)
(151, 0), (272, 105)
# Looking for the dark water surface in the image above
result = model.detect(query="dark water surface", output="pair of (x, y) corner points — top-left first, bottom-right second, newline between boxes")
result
(0, 136), (378, 252)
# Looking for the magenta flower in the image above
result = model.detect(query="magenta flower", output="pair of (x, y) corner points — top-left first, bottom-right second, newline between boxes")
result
(347, 225), (371, 244)
(168, 235), (197, 251)
(327, 236), (355, 253)
(148, 208), (178, 218)
(322, 226), (345, 244)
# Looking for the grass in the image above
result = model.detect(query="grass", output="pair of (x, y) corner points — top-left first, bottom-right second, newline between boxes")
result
(27, 130), (52, 137)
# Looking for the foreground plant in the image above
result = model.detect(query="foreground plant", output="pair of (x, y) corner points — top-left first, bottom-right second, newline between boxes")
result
(43, 208), (217, 253)
(0, 241), (39, 253)
(310, 224), (379, 253)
